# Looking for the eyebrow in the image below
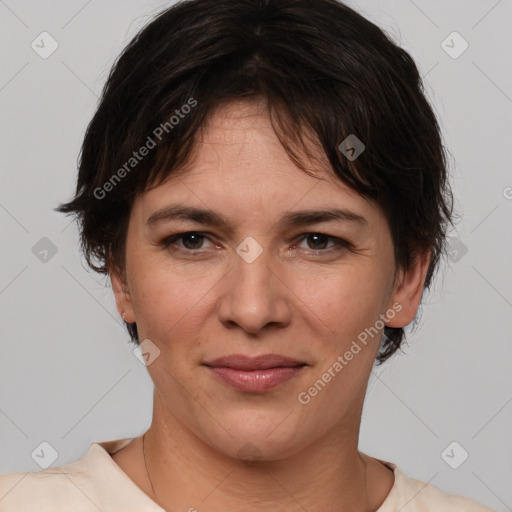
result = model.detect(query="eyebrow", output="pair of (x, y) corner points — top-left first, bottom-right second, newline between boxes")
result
(146, 205), (368, 231)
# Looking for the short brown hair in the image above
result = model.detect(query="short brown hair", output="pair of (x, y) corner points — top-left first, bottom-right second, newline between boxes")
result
(56, 0), (455, 364)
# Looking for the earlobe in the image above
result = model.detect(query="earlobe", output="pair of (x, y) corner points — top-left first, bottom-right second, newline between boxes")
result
(109, 263), (135, 323)
(385, 249), (431, 328)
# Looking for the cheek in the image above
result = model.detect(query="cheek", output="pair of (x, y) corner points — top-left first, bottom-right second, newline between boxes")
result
(294, 263), (389, 340)
(127, 257), (219, 341)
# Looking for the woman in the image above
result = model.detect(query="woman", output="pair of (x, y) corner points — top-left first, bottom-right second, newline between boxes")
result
(0, 0), (496, 510)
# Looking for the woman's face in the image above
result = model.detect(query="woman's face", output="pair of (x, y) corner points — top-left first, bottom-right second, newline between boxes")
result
(112, 99), (427, 460)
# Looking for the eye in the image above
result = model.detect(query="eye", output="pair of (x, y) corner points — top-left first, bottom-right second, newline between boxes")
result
(161, 231), (351, 255)
(292, 233), (350, 253)
(162, 232), (216, 252)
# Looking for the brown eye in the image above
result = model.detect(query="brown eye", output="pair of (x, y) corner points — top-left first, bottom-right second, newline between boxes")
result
(162, 232), (213, 251)
(179, 233), (206, 250)
(293, 233), (349, 253)
(305, 233), (330, 250)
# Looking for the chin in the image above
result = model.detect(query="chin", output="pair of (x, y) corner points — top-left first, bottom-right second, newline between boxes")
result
(201, 412), (311, 463)
(221, 434), (305, 463)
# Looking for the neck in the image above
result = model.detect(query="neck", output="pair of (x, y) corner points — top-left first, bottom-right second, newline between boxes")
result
(141, 393), (380, 512)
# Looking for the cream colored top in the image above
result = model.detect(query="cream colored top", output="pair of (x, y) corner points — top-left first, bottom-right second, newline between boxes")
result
(0, 437), (496, 511)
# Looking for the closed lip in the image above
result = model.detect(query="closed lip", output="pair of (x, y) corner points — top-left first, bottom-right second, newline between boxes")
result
(203, 354), (306, 371)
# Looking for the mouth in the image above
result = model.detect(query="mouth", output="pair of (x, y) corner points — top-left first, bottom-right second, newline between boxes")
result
(203, 354), (306, 371)
(202, 354), (307, 392)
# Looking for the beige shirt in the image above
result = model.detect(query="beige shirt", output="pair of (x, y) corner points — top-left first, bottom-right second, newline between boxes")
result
(0, 437), (495, 511)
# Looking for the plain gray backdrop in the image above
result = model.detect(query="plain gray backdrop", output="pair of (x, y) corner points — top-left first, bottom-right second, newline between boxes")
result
(0, 1), (511, 510)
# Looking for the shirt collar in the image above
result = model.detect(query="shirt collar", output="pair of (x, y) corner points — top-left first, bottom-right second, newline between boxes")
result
(87, 438), (402, 512)
(84, 437), (165, 511)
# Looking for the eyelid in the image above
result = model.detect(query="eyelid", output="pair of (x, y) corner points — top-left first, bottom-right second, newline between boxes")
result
(162, 231), (216, 249)
(162, 231), (351, 254)
(291, 233), (351, 252)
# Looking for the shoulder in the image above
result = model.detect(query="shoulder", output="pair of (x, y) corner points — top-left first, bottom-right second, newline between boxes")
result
(0, 437), (143, 512)
(384, 462), (496, 512)
(0, 458), (99, 512)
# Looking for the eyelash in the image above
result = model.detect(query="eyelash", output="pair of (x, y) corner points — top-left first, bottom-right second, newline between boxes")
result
(161, 231), (351, 255)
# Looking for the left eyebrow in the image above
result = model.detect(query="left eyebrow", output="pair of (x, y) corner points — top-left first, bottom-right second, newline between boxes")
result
(277, 208), (368, 229)
(145, 204), (368, 231)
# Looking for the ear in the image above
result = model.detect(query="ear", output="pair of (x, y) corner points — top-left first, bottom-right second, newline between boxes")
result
(109, 262), (136, 324)
(385, 249), (431, 328)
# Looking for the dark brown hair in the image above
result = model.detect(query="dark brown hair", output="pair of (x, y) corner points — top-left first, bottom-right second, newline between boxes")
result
(56, 0), (455, 364)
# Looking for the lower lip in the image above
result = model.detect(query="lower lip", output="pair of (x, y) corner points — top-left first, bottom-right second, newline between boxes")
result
(206, 366), (305, 392)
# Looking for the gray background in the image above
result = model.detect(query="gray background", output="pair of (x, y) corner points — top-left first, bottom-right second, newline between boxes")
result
(0, 0), (511, 510)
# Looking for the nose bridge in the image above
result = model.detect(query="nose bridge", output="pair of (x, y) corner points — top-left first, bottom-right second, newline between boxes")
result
(217, 235), (290, 333)
(235, 237), (273, 290)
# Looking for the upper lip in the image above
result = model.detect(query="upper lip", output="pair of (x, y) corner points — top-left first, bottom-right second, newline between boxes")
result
(203, 354), (306, 371)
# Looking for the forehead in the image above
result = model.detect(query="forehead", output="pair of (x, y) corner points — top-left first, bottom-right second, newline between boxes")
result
(134, 99), (384, 233)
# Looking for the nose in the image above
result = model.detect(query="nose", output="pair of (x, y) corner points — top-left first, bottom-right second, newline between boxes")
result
(216, 242), (292, 335)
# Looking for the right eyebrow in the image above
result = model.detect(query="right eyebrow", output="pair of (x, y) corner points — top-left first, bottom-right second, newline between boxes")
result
(146, 205), (235, 233)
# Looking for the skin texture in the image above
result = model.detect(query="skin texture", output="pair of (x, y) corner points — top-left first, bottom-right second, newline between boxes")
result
(110, 98), (430, 511)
